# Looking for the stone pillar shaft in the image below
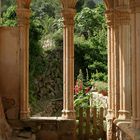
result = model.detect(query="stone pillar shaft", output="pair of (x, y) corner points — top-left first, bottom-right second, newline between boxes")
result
(106, 10), (115, 140)
(131, 3), (140, 128)
(16, 1), (30, 119)
(0, 0), (1, 23)
(61, 9), (76, 119)
(106, 10), (115, 119)
(114, 23), (120, 118)
(112, 9), (132, 120)
(118, 17), (131, 120)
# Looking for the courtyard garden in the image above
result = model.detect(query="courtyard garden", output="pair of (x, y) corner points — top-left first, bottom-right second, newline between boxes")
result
(0, 0), (107, 118)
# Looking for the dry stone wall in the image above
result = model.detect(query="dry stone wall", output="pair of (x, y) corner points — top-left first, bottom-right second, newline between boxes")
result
(30, 47), (63, 117)
(8, 119), (76, 140)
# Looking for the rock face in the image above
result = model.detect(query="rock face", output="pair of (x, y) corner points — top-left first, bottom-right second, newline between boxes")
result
(30, 47), (63, 117)
(0, 97), (12, 140)
(31, 99), (63, 117)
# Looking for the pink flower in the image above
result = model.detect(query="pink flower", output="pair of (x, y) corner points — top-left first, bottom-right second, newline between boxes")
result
(74, 80), (83, 94)
(79, 83), (83, 91)
(74, 85), (79, 94)
(85, 87), (90, 94)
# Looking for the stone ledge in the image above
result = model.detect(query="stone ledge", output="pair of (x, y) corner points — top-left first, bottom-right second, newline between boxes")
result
(114, 119), (140, 140)
(8, 117), (76, 140)
(29, 117), (75, 121)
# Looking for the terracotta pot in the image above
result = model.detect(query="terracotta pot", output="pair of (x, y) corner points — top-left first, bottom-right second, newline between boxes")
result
(100, 90), (108, 96)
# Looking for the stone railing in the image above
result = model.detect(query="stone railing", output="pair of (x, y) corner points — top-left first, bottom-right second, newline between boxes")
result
(8, 117), (76, 140)
(113, 120), (140, 140)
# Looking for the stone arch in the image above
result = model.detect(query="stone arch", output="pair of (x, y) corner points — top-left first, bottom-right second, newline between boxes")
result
(15, 0), (77, 119)
(103, 0), (114, 10)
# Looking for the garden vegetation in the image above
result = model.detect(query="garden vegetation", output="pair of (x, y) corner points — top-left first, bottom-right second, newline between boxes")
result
(0, 0), (107, 116)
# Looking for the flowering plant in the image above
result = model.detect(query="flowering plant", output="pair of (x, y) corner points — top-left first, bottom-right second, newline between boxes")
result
(74, 70), (92, 109)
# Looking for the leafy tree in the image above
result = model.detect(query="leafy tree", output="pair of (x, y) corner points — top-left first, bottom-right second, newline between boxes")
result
(76, 0), (102, 12)
(84, 0), (96, 9)
(75, 4), (106, 39)
(0, 5), (17, 26)
(31, 0), (61, 19)
(76, 0), (85, 12)
(74, 4), (107, 80)
(1, 0), (15, 14)
(0, 2), (108, 115)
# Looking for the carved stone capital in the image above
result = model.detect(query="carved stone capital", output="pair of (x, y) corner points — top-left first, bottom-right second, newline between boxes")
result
(104, 0), (114, 10)
(61, 9), (76, 26)
(105, 5), (130, 26)
(16, 9), (30, 25)
(105, 10), (114, 26)
(61, 0), (77, 9)
(16, 0), (31, 9)
(130, 0), (140, 13)
(114, 10), (130, 25)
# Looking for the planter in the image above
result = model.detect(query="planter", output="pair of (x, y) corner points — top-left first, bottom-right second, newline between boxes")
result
(100, 90), (108, 96)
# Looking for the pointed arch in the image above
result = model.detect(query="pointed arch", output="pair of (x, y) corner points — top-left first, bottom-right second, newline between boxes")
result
(61, 0), (77, 9)
(103, 0), (114, 10)
(16, 0), (31, 8)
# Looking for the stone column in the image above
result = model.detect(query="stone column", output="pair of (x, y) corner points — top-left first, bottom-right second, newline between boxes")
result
(16, 0), (31, 119)
(61, 0), (76, 119)
(131, 0), (140, 129)
(105, 9), (115, 140)
(0, 0), (1, 23)
(117, 10), (131, 120)
(106, 9), (115, 119)
(114, 13), (120, 119)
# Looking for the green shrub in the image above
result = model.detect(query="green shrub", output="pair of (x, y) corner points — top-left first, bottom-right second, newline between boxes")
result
(0, 5), (17, 26)
(94, 81), (108, 93)
(92, 72), (107, 82)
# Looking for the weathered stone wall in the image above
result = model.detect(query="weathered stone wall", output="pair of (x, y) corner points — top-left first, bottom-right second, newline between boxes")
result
(30, 47), (63, 117)
(0, 27), (20, 120)
(8, 118), (76, 140)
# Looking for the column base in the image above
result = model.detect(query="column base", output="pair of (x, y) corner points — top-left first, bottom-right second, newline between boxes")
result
(106, 109), (114, 119)
(106, 109), (114, 140)
(62, 110), (76, 119)
(20, 111), (30, 120)
(118, 110), (130, 120)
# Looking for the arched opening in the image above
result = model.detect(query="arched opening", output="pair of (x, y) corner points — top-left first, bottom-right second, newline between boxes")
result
(28, 0), (108, 120)
(28, 1), (107, 138)
(29, 0), (63, 117)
